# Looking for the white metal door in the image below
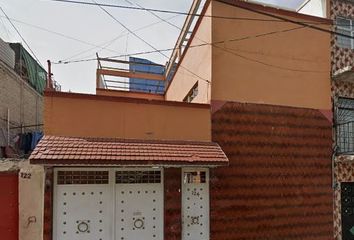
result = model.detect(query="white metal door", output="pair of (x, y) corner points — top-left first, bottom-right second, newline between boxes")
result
(53, 169), (113, 240)
(115, 170), (164, 240)
(53, 168), (163, 240)
(182, 168), (210, 240)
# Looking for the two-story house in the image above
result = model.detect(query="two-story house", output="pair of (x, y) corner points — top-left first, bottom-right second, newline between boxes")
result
(28, 0), (334, 240)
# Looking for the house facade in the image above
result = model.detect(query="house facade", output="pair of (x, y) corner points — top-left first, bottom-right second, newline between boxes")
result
(28, 0), (335, 240)
(330, 0), (354, 239)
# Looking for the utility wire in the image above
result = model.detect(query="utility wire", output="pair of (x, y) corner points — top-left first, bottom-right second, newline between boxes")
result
(125, 0), (321, 73)
(0, 15), (122, 56)
(220, 0), (354, 40)
(91, 0), (212, 83)
(53, 26), (327, 73)
(0, 7), (44, 68)
(49, 0), (353, 27)
(60, 14), (180, 62)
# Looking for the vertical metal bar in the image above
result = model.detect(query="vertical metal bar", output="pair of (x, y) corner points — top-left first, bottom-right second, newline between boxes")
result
(7, 108), (10, 145)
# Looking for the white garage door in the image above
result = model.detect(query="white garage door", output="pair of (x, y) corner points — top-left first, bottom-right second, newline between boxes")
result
(53, 168), (163, 240)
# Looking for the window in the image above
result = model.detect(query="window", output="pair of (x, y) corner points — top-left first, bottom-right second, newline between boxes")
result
(183, 82), (198, 103)
(336, 17), (354, 49)
(336, 98), (354, 154)
(116, 170), (161, 184)
(57, 171), (109, 184)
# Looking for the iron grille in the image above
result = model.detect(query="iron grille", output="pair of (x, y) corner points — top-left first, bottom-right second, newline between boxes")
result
(336, 97), (354, 154)
(184, 171), (206, 184)
(57, 171), (109, 185)
(116, 171), (161, 184)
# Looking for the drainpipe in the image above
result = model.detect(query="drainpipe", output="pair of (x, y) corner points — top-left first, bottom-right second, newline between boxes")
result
(7, 108), (10, 145)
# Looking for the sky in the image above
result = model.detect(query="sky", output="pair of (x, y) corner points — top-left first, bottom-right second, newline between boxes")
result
(0, 0), (304, 93)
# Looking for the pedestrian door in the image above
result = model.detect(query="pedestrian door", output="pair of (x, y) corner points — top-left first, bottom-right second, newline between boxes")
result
(182, 169), (210, 240)
(53, 168), (163, 240)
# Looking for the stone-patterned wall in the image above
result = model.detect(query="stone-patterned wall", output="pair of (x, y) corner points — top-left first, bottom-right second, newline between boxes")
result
(334, 156), (354, 240)
(331, 1), (354, 239)
(330, 0), (354, 76)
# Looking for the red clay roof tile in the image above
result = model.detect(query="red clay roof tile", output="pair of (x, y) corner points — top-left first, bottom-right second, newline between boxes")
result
(29, 136), (229, 166)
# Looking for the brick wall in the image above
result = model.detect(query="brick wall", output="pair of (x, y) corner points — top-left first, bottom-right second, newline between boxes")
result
(211, 102), (333, 239)
(164, 168), (181, 240)
(0, 60), (43, 147)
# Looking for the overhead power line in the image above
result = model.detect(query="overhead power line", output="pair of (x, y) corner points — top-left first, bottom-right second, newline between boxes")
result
(53, 26), (327, 73)
(91, 0), (212, 83)
(219, 0), (354, 40)
(0, 15), (123, 55)
(49, 0), (353, 27)
(124, 0), (321, 74)
(0, 7), (44, 68)
(59, 14), (180, 62)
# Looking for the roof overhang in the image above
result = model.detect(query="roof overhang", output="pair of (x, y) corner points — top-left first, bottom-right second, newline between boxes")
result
(333, 67), (354, 83)
(29, 136), (229, 167)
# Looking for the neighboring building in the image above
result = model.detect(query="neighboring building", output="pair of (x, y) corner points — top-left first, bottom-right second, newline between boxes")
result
(0, 39), (45, 156)
(297, 0), (328, 17)
(29, 1), (334, 240)
(129, 57), (165, 94)
(330, 0), (354, 239)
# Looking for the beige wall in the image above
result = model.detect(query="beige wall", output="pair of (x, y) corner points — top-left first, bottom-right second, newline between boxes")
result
(19, 162), (44, 240)
(44, 92), (211, 141)
(211, 1), (331, 110)
(165, 4), (212, 104)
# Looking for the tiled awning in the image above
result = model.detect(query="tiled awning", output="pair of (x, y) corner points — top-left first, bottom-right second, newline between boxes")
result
(29, 136), (229, 166)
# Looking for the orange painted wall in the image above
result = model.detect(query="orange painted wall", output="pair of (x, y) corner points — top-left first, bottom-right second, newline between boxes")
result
(166, 1), (331, 110)
(211, 1), (331, 110)
(44, 92), (211, 141)
(165, 4), (212, 104)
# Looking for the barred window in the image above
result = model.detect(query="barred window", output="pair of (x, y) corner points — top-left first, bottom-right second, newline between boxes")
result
(336, 98), (354, 154)
(57, 171), (109, 184)
(336, 17), (354, 49)
(116, 171), (161, 184)
(183, 171), (206, 184)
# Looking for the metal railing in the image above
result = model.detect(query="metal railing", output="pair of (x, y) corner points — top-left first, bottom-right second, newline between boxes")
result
(96, 57), (165, 94)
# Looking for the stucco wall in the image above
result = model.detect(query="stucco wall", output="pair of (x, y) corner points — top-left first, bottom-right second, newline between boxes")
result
(19, 161), (44, 240)
(211, 1), (331, 110)
(44, 92), (211, 142)
(96, 88), (164, 101)
(0, 61), (43, 146)
(0, 159), (45, 240)
(165, 4), (212, 104)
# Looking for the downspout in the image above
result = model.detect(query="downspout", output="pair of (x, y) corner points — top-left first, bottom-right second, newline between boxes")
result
(7, 108), (10, 145)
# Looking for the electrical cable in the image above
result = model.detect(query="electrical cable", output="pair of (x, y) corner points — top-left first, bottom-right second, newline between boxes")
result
(219, 0), (354, 39)
(91, 0), (212, 83)
(49, 0), (353, 27)
(0, 15), (122, 55)
(0, 7), (44, 68)
(124, 0), (323, 74)
(60, 14), (180, 62)
(53, 25), (327, 73)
